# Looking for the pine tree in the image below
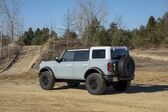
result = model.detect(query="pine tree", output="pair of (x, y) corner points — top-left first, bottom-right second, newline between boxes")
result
(96, 26), (111, 46)
(63, 29), (77, 40)
(50, 30), (58, 39)
(83, 17), (100, 45)
(146, 16), (156, 32)
(20, 27), (35, 45)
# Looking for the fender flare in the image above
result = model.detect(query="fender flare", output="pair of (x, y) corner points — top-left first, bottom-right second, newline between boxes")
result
(84, 67), (105, 79)
(39, 67), (54, 76)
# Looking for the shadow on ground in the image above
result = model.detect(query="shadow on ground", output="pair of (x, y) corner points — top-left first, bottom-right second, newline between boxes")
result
(53, 83), (168, 95)
(127, 84), (168, 93)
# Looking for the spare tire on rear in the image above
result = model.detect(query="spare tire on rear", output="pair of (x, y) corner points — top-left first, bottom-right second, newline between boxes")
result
(118, 56), (135, 78)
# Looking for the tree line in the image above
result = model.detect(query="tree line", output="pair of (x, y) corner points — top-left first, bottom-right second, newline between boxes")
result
(19, 28), (57, 45)
(19, 12), (168, 48)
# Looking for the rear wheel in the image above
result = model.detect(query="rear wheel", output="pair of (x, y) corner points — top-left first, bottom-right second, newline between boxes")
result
(66, 81), (80, 88)
(86, 73), (106, 95)
(39, 71), (55, 90)
(112, 80), (130, 92)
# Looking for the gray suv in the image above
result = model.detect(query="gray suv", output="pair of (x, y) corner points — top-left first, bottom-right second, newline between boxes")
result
(39, 46), (135, 95)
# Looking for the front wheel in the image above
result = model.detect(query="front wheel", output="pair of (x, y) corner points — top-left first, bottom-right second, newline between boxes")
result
(86, 73), (106, 95)
(39, 71), (55, 90)
(112, 80), (130, 92)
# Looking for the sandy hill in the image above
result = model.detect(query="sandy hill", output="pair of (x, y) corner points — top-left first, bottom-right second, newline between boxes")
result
(2, 46), (41, 75)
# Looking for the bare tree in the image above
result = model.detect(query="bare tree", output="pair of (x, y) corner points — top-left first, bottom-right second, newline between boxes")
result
(70, 0), (107, 37)
(64, 10), (74, 32)
(0, 0), (21, 40)
(0, 6), (4, 58)
(63, 10), (75, 48)
(112, 14), (127, 29)
(49, 16), (57, 34)
(0, 0), (22, 60)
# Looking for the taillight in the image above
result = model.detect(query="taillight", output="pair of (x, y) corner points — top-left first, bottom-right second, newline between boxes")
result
(107, 63), (113, 72)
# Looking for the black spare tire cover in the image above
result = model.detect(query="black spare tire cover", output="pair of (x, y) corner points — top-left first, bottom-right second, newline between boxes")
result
(118, 56), (135, 77)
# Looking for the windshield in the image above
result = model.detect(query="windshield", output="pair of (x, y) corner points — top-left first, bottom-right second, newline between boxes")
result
(111, 49), (129, 59)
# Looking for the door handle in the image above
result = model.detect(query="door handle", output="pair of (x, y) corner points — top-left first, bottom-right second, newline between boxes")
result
(67, 64), (72, 67)
(82, 64), (88, 67)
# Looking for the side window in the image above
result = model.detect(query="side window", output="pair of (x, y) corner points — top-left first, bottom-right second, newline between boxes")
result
(92, 50), (105, 59)
(74, 51), (89, 61)
(61, 51), (74, 62)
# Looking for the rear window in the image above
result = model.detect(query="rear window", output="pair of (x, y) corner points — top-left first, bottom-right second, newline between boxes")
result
(92, 50), (105, 59)
(111, 49), (129, 59)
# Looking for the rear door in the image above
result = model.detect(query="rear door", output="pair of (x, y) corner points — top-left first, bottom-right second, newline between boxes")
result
(73, 50), (89, 80)
(56, 51), (74, 79)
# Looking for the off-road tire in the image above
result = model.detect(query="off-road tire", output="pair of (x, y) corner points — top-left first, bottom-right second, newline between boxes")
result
(112, 80), (130, 92)
(118, 56), (135, 78)
(39, 71), (55, 90)
(86, 73), (106, 95)
(66, 81), (80, 88)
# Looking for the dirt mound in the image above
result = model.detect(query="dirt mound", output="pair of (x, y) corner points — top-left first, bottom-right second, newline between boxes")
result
(34, 39), (87, 68)
(1, 39), (87, 74)
(2, 46), (41, 75)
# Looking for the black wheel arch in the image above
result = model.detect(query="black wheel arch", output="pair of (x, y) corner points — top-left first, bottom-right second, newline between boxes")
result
(39, 67), (54, 76)
(84, 67), (105, 79)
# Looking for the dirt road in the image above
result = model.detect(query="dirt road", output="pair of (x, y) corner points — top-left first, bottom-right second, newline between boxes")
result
(0, 71), (168, 112)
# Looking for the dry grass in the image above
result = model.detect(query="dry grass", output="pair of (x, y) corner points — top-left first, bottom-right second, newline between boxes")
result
(130, 49), (168, 72)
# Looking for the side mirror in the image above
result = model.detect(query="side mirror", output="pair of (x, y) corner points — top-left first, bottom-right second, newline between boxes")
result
(55, 57), (60, 63)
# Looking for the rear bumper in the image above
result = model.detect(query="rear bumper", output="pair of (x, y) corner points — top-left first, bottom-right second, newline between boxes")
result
(103, 74), (135, 82)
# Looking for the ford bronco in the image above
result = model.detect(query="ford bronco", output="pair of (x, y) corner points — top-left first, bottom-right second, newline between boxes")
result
(39, 46), (135, 95)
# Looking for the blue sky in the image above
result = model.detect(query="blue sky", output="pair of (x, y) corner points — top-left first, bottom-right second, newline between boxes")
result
(21, 0), (168, 33)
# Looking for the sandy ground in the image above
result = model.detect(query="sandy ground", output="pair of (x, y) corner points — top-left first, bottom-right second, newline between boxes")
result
(0, 70), (168, 112)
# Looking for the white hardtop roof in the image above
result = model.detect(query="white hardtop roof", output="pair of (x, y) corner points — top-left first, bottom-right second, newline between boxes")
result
(67, 49), (89, 51)
(67, 46), (128, 51)
(90, 46), (128, 49)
